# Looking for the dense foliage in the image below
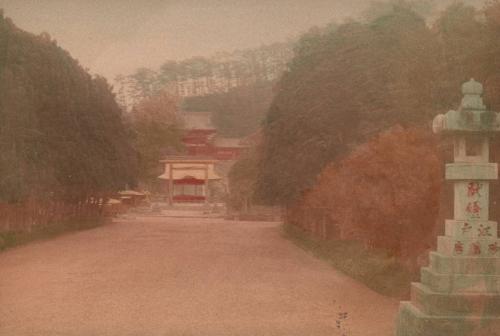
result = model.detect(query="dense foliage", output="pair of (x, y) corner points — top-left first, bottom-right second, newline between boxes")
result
(255, 1), (500, 205)
(227, 148), (260, 211)
(128, 91), (183, 187)
(0, 14), (137, 202)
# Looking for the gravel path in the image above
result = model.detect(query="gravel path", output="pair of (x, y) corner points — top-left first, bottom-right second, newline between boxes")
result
(0, 216), (399, 336)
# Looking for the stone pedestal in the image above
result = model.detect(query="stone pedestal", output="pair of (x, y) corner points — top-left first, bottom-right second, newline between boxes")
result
(396, 80), (500, 336)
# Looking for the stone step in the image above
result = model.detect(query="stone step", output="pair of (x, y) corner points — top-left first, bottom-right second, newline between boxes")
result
(421, 267), (500, 293)
(437, 236), (500, 257)
(445, 163), (498, 181)
(430, 252), (500, 275)
(411, 282), (500, 316)
(445, 219), (498, 239)
(396, 301), (500, 336)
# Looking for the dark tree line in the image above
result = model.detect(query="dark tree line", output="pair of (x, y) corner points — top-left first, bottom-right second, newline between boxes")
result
(0, 13), (138, 203)
(255, 1), (500, 205)
(115, 43), (292, 107)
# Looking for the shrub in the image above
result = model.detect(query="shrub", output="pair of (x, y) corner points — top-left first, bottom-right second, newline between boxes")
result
(299, 126), (443, 268)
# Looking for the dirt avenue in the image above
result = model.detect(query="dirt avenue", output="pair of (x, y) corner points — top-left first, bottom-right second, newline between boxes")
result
(0, 216), (398, 336)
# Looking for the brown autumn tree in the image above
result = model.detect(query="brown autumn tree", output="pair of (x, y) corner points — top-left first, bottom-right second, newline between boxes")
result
(300, 127), (443, 267)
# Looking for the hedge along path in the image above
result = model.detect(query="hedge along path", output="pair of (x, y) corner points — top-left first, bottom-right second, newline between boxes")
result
(0, 198), (108, 249)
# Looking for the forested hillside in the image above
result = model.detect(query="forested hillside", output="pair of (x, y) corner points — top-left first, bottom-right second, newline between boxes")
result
(221, 1), (500, 273)
(255, 1), (500, 205)
(0, 13), (137, 203)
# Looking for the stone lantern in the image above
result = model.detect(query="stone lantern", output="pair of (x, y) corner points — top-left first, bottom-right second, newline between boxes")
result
(396, 79), (500, 335)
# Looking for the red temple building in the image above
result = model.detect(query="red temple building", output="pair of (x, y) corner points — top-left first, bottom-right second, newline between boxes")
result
(181, 112), (250, 160)
(181, 112), (217, 157)
(159, 112), (250, 204)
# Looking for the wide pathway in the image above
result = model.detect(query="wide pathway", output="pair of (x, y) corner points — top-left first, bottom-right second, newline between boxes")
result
(0, 215), (399, 336)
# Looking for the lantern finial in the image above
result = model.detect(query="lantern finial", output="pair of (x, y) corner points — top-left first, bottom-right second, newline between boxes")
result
(461, 78), (485, 110)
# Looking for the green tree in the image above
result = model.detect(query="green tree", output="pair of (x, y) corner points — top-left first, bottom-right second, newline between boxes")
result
(128, 91), (183, 189)
(0, 13), (137, 202)
(255, 3), (439, 205)
(228, 149), (260, 212)
(432, 2), (487, 109)
(129, 67), (160, 103)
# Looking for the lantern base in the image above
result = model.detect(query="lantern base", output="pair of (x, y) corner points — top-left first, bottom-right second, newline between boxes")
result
(396, 249), (500, 336)
(396, 301), (500, 336)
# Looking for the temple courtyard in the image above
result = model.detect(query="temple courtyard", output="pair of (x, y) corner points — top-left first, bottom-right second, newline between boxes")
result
(0, 215), (398, 336)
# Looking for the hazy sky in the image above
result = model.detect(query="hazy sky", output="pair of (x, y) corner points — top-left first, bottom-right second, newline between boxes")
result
(0, 0), (487, 81)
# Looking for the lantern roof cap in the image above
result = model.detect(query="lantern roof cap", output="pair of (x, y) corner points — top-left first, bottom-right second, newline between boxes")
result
(433, 79), (500, 134)
(460, 78), (486, 111)
(462, 78), (483, 96)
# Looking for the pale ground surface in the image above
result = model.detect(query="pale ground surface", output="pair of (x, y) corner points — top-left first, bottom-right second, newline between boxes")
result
(0, 214), (399, 336)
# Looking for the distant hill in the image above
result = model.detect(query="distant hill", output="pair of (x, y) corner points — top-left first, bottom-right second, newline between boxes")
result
(115, 42), (293, 109)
